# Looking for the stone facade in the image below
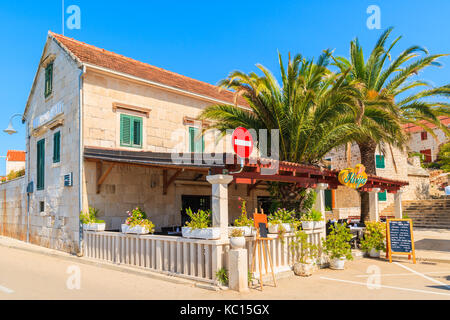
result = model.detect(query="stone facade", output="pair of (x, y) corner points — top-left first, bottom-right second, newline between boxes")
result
(406, 126), (449, 162)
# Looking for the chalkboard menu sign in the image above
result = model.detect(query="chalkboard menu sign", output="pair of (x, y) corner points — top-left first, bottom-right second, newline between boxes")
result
(386, 219), (416, 264)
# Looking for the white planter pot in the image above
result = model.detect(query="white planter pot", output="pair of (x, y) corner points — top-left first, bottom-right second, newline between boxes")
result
(230, 237), (246, 249)
(313, 221), (324, 229)
(122, 224), (150, 234)
(268, 223), (292, 234)
(228, 226), (255, 237)
(330, 257), (346, 270)
(83, 223), (106, 232)
(182, 227), (221, 240)
(302, 221), (314, 230)
(369, 248), (380, 258)
(293, 262), (314, 277)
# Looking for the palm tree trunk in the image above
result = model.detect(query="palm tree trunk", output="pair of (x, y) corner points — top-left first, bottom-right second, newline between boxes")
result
(357, 141), (377, 222)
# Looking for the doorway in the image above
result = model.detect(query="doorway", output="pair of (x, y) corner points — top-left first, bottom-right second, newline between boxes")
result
(181, 195), (211, 226)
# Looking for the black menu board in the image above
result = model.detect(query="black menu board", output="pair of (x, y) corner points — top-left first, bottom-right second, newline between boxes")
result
(386, 219), (416, 263)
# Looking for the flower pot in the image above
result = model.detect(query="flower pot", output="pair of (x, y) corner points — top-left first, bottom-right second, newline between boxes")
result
(268, 223), (292, 234)
(228, 226), (255, 237)
(121, 224), (128, 233)
(293, 262), (314, 277)
(301, 221), (314, 230)
(125, 225), (151, 234)
(330, 257), (346, 270)
(313, 221), (324, 229)
(369, 248), (380, 258)
(83, 223), (106, 232)
(182, 227), (221, 240)
(230, 237), (246, 249)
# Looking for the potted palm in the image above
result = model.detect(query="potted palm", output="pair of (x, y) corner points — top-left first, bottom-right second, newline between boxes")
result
(80, 207), (105, 231)
(290, 230), (319, 277)
(322, 223), (353, 270)
(182, 208), (220, 240)
(310, 209), (324, 229)
(268, 208), (296, 233)
(361, 221), (386, 258)
(229, 198), (255, 237)
(122, 207), (155, 234)
(229, 228), (246, 249)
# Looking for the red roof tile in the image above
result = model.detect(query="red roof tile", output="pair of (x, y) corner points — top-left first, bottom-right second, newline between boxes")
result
(6, 150), (25, 162)
(50, 32), (248, 107)
(403, 116), (450, 133)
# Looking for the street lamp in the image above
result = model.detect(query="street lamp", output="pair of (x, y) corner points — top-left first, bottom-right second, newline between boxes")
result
(3, 113), (23, 135)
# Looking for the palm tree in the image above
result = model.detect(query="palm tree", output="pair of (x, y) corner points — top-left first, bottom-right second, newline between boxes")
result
(199, 51), (360, 211)
(333, 27), (450, 221)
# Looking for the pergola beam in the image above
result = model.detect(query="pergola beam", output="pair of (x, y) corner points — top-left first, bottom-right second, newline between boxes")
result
(96, 162), (115, 194)
(163, 169), (183, 195)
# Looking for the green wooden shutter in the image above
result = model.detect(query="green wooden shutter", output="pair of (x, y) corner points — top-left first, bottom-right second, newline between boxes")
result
(189, 127), (204, 153)
(45, 63), (53, 98)
(37, 139), (45, 190)
(53, 131), (60, 163)
(132, 117), (142, 147)
(378, 190), (387, 201)
(376, 155), (385, 169)
(120, 114), (132, 146)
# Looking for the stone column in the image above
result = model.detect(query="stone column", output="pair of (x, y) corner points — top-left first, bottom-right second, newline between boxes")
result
(369, 188), (381, 222)
(206, 174), (234, 240)
(314, 183), (328, 219)
(228, 248), (249, 292)
(394, 190), (403, 219)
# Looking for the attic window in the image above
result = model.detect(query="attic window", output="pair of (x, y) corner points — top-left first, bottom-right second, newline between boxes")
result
(44, 63), (53, 98)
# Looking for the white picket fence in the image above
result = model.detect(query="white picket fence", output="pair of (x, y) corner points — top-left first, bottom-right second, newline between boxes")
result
(83, 228), (325, 284)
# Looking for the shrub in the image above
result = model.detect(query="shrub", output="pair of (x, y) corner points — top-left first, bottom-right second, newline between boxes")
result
(230, 228), (244, 237)
(125, 207), (155, 233)
(289, 230), (319, 264)
(234, 197), (254, 227)
(216, 267), (228, 286)
(6, 169), (25, 181)
(268, 208), (296, 224)
(80, 207), (104, 224)
(360, 221), (386, 252)
(309, 209), (323, 221)
(322, 223), (353, 260)
(185, 208), (211, 229)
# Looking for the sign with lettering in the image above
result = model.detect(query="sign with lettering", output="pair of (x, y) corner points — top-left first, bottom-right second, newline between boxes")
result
(338, 164), (368, 189)
(32, 101), (64, 129)
(386, 219), (416, 264)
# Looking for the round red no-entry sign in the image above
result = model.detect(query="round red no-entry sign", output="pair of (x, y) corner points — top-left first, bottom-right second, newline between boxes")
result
(231, 127), (254, 158)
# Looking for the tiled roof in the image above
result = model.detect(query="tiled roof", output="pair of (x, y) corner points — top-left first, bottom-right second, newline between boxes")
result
(403, 116), (450, 133)
(6, 150), (25, 162)
(49, 32), (248, 107)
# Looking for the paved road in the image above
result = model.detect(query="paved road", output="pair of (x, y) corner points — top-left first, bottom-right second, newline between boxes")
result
(0, 244), (449, 300)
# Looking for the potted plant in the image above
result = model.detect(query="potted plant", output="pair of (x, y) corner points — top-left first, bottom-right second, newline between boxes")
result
(229, 198), (255, 237)
(122, 207), (155, 234)
(80, 207), (105, 231)
(300, 212), (314, 230)
(360, 221), (386, 258)
(229, 228), (246, 249)
(268, 208), (296, 233)
(182, 208), (220, 240)
(289, 230), (319, 276)
(322, 222), (353, 270)
(310, 209), (324, 229)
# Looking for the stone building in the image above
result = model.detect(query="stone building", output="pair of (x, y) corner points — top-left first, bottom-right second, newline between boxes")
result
(5, 150), (26, 175)
(0, 31), (409, 254)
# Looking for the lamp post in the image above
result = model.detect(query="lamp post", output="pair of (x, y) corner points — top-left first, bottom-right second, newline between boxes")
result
(3, 113), (23, 135)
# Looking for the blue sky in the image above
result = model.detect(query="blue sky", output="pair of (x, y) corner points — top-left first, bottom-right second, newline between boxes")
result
(0, 0), (449, 175)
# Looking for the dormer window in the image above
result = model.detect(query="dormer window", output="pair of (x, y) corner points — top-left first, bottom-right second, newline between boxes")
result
(44, 63), (53, 98)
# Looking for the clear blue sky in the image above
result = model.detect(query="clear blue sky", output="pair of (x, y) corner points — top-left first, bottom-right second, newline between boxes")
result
(0, 0), (449, 175)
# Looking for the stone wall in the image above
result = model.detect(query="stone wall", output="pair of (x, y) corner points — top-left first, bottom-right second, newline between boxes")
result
(0, 178), (27, 241)
(22, 37), (82, 253)
(407, 127), (448, 162)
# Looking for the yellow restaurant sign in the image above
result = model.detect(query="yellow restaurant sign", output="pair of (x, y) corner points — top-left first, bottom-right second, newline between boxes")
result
(338, 164), (368, 189)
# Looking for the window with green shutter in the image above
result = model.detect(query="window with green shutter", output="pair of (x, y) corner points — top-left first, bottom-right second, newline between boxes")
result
(189, 127), (204, 153)
(37, 139), (45, 190)
(378, 190), (387, 202)
(53, 131), (61, 163)
(44, 63), (53, 98)
(120, 114), (142, 148)
(375, 155), (385, 169)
